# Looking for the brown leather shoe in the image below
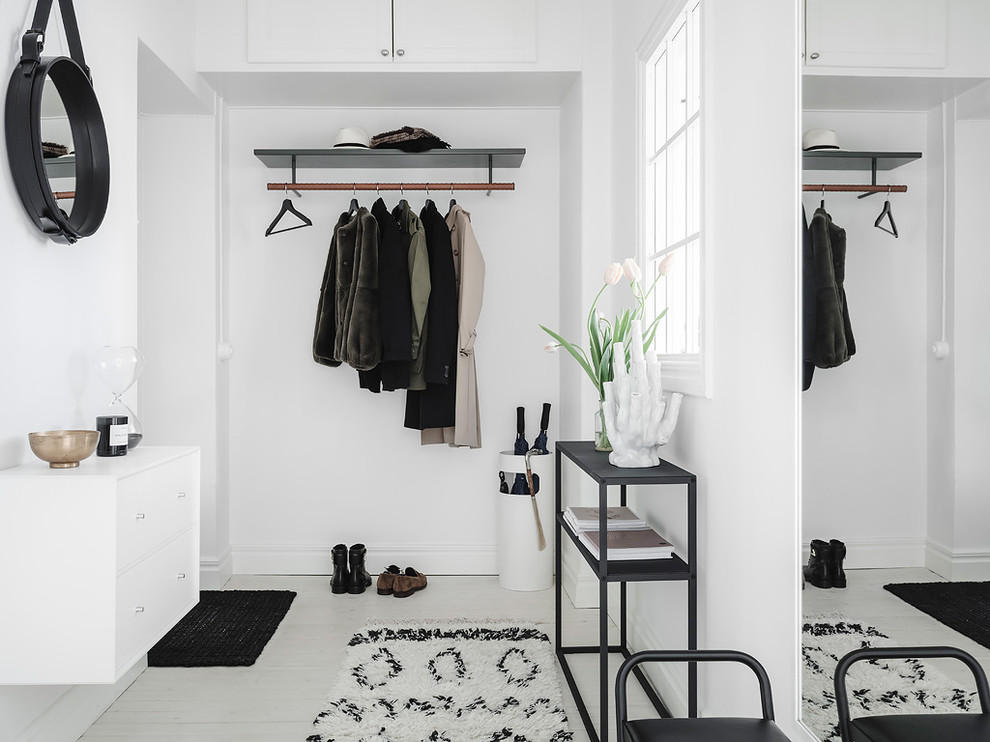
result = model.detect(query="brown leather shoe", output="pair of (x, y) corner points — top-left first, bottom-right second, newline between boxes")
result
(376, 564), (401, 595)
(392, 567), (427, 598)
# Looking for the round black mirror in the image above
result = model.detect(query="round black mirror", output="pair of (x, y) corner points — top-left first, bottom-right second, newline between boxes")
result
(5, 1), (109, 245)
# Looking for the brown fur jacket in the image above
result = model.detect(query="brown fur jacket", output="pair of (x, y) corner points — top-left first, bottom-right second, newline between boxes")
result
(313, 208), (382, 371)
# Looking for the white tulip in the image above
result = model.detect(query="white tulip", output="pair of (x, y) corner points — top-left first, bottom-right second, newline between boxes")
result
(543, 341), (560, 353)
(603, 262), (623, 285)
(622, 258), (642, 283)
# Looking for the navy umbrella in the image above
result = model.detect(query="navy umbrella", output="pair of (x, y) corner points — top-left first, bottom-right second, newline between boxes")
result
(533, 403), (552, 454)
(510, 407), (540, 494)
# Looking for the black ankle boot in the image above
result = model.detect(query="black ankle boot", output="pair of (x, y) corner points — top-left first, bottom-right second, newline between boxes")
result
(347, 543), (372, 594)
(330, 543), (350, 594)
(803, 539), (833, 589)
(828, 539), (847, 588)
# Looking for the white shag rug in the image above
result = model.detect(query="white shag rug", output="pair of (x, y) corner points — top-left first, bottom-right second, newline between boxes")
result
(802, 614), (980, 742)
(308, 619), (574, 742)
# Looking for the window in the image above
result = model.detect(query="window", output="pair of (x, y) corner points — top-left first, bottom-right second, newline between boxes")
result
(640, 0), (707, 396)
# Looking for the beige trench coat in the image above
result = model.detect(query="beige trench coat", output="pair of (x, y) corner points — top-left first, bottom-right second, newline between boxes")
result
(421, 205), (485, 448)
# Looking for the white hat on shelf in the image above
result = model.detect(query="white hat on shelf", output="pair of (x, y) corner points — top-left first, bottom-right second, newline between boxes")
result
(332, 126), (371, 149)
(802, 128), (843, 152)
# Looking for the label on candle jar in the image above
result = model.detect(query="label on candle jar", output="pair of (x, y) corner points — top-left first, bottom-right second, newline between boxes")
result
(108, 424), (128, 447)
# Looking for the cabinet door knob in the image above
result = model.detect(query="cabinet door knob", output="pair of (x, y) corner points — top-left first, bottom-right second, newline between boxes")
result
(134, 606), (145, 614)
(135, 513), (146, 520)
(381, 48), (390, 56)
(177, 492), (187, 499)
(177, 573), (186, 580)
(396, 48), (405, 57)
(809, 52), (820, 60)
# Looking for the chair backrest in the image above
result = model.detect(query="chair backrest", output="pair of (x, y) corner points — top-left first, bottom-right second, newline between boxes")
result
(615, 649), (776, 742)
(833, 645), (990, 742)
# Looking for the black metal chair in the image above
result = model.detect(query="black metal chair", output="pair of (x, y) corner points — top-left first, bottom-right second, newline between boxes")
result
(615, 649), (793, 742)
(834, 645), (990, 742)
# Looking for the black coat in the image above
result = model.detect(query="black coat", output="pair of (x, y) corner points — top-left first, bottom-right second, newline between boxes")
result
(359, 199), (413, 392)
(404, 200), (458, 431)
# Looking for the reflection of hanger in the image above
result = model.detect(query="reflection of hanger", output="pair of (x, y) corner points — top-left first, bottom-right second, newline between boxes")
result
(265, 187), (312, 236)
(874, 186), (898, 238)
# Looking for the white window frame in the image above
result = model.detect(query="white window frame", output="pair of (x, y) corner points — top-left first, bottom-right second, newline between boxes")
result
(637, 0), (711, 398)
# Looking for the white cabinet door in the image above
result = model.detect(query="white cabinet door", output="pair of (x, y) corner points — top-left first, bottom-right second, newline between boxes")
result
(391, 0), (536, 63)
(805, 0), (946, 69)
(247, 0), (393, 63)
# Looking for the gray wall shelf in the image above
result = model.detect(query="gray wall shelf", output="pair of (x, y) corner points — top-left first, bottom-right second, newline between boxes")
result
(254, 148), (526, 170)
(802, 150), (921, 171)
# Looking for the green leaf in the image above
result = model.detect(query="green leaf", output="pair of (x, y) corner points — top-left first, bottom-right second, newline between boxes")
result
(539, 324), (599, 390)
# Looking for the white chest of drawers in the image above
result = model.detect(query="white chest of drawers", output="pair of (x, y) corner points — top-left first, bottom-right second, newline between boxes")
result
(0, 446), (200, 684)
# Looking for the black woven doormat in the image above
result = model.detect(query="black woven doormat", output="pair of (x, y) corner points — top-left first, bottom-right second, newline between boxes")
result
(148, 590), (296, 667)
(884, 581), (990, 650)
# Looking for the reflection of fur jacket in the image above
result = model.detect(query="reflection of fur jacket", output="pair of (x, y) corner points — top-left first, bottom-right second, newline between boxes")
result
(810, 207), (855, 368)
(313, 208), (381, 371)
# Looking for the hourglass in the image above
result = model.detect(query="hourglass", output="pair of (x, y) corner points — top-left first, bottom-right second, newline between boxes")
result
(94, 346), (145, 449)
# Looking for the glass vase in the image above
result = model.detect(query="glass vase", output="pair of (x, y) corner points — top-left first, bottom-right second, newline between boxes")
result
(594, 400), (612, 452)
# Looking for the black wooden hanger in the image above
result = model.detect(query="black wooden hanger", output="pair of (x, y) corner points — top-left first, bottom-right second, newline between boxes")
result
(265, 196), (312, 236)
(874, 187), (898, 238)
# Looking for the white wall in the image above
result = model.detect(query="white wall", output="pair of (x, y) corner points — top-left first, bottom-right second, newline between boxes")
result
(602, 0), (807, 735)
(931, 117), (990, 578)
(801, 111), (929, 568)
(223, 106), (560, 575)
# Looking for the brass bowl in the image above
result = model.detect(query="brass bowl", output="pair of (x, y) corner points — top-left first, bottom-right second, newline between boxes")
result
(27, 430), (100, 469)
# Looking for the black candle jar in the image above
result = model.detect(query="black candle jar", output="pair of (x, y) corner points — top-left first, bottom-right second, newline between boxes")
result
(96, 415), (128, 457)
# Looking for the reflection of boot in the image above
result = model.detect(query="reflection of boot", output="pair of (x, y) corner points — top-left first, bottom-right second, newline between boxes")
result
(803, 539), (832, 589)
(330, 544), (350, 594)
(828, 539), (847, 588)
(347, 543), (372, 594)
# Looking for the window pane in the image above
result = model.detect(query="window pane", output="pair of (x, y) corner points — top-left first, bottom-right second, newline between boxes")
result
(686, 238), (700, 354)
(666, 130), (686, 245)
(666, 21), (687, 137)
(657, 246), (687, 353)
(653, 50), (667, 153)
(652, 258), (670, 353)
(688, 3), (700, 117)
(654, 151), (666, 253)
(686, 119), (700, 235)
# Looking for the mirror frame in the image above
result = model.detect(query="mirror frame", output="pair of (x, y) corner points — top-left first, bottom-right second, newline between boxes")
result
(4, 3), (109, 245)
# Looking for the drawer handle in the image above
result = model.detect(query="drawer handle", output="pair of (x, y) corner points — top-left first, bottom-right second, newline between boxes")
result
(134, 606), (145, 614)
(177, 573), (186, 580)
(177, 492), (187, 499)
(135, 513), (146, 520)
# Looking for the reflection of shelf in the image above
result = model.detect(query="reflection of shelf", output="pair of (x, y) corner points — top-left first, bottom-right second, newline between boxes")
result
(254, 148), (526, 170)
(43, 155), (75, 180)
(802, 150), (921, 171)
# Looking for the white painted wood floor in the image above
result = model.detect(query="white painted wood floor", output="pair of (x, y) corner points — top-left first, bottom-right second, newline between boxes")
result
(79, 575), (653, 742)
(802, 567), (990, 691)
(80, 567), (987, 741)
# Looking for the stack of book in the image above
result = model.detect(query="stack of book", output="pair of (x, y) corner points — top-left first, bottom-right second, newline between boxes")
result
(563, 506), (646, 532)
(563, 506), (674, 561)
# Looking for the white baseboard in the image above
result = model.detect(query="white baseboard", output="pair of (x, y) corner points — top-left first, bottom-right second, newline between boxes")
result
(231, 543), (498, 575)
(13, 659), (145, 742)
(625, 611), (689, 717)
(200, 547), (233, 588)
(560, 552), (600, 609)
(801, 537), (926, 569)
(925, 540), (990, 580)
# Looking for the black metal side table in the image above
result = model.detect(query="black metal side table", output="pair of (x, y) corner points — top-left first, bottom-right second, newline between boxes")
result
(554, 440), (697, 742)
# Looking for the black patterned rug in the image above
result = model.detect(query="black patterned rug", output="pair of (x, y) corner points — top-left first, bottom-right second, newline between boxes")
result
(884, 580), (990, 650)
(148, 590), (296, 667)
(802, 615), (979, 742)
(308, 619), (573, 741)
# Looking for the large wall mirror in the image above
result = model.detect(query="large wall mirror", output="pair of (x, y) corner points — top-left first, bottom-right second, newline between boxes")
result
(4, 0), (108, 244)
